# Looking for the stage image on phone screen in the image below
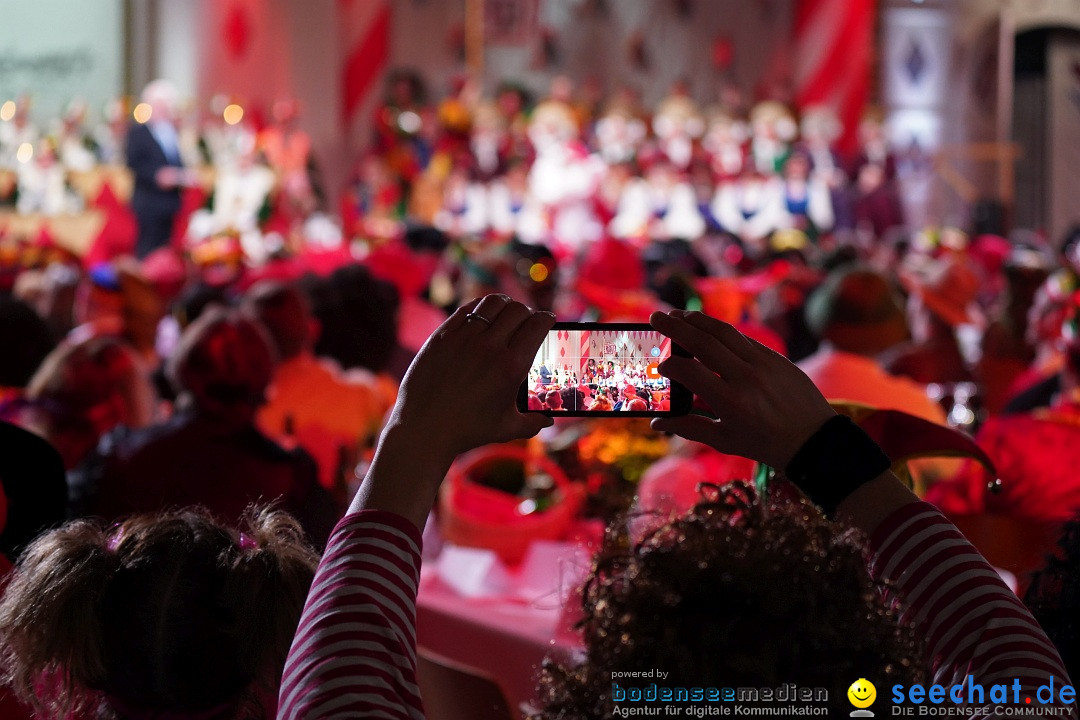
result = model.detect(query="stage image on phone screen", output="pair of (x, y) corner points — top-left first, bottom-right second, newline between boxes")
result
(525, 326), (675, 413)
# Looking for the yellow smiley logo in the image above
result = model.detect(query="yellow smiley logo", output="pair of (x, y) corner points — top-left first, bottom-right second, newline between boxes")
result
(847, 678), (876, 709)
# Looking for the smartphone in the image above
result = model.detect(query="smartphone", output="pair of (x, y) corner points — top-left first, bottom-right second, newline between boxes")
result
(517, 322), (692, 417)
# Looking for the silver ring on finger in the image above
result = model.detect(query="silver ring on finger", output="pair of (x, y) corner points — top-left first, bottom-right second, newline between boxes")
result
(465, 312), (493, 326)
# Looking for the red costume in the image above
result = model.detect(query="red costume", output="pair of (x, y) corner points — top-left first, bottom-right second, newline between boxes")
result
(927, 399), (1080, 523)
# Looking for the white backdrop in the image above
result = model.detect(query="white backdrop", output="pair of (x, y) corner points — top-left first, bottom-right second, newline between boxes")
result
(0, 0), (124, 121)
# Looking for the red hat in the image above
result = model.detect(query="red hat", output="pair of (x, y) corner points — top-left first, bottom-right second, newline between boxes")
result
(577, 279), (657, 321)
(903, 259), (980, 328)
(577, 237), (656, 320)
(141, 248), (187, 302)
(695, 277), (745, 323)
(578, 237), (645, 291)
(834, 403), (997, 490)
(366, 241), (436, 298)
(969, 234), (1012, 276)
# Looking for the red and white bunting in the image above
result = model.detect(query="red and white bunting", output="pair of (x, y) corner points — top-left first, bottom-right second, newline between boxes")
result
(793, 0), (874, 153)
(338, 0), (391, 140)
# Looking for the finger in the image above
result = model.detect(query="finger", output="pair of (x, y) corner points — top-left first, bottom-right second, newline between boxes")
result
(656, 355), (730, 412)
(677, 311), (762, 363)
(521, 412), (555, 436)
(503, 411), (555, 441)
(651, 415), (733, 452)
(488, 300), (534, 341)
(650, 311), (747, 379)
(439, 297), (483, 334)
(508, 310), (557, 358)
(467, 294), (513, 330)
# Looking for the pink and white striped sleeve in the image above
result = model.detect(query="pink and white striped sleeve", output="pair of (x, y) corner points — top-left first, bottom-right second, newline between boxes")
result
(278, 510), (426, 720)
(868, 501), (1077, 718)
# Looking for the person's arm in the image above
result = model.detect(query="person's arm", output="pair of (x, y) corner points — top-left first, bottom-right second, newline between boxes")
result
(277, 295), (554, 719)
(650, 310), (1075, 714)
(277, 510), (425, 720)
(864, 498), (1074, 714)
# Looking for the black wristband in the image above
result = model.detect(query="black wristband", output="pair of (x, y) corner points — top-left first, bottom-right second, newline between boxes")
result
(784, 415), (891, 517)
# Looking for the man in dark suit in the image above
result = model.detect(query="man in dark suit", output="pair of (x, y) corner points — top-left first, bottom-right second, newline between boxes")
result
(126, 80), (193, 259)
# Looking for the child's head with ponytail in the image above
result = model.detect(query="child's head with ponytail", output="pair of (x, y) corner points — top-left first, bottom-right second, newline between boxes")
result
(0, 505), (319, 719)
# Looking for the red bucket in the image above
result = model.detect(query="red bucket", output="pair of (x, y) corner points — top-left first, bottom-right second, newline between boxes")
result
(439, 444), (583, 564)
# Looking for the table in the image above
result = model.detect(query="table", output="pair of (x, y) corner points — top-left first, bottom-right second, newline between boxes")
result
(415, 558), (585, 716)
(0, 210), (105, 256)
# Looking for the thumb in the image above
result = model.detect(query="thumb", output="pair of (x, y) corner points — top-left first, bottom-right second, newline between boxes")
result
(651, 415), (726, 449)
(509, 412), (555, 441)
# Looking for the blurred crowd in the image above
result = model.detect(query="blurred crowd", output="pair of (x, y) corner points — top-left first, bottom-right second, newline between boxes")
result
(1, 72), (909, 267)
(350, 72), (909, 258)
(2, 69), (1080, 531)
(0, 65), (1079, 720)
(527, 356), (673, 412)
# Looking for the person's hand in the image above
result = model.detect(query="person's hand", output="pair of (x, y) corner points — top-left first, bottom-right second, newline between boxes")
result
(155, 166), (181, 189)
(385, 294), (555, 465)
(355, 295), (555, 527)
(649, 310), (836, 469)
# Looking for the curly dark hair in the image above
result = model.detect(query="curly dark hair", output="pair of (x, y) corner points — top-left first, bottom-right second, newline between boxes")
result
(533, 482), (925, 717)
(1024, 515), (1080, 682)
(0, 505), (318, 719)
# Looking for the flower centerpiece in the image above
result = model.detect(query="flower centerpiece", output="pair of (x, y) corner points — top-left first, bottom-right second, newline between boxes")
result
(570, 418), (672, 521)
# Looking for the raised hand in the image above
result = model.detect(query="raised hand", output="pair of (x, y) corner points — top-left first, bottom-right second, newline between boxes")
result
(649, 310), (836, 469)
(354, 295), (556, 528)
(388, 294), (556, 462)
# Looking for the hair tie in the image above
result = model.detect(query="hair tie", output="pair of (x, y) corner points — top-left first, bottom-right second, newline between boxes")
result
(237, 532), (258, 551)
(105, 524), (124, 552)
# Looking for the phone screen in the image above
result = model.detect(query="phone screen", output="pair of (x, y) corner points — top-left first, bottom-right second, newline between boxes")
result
(518, 322), (691, 417)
